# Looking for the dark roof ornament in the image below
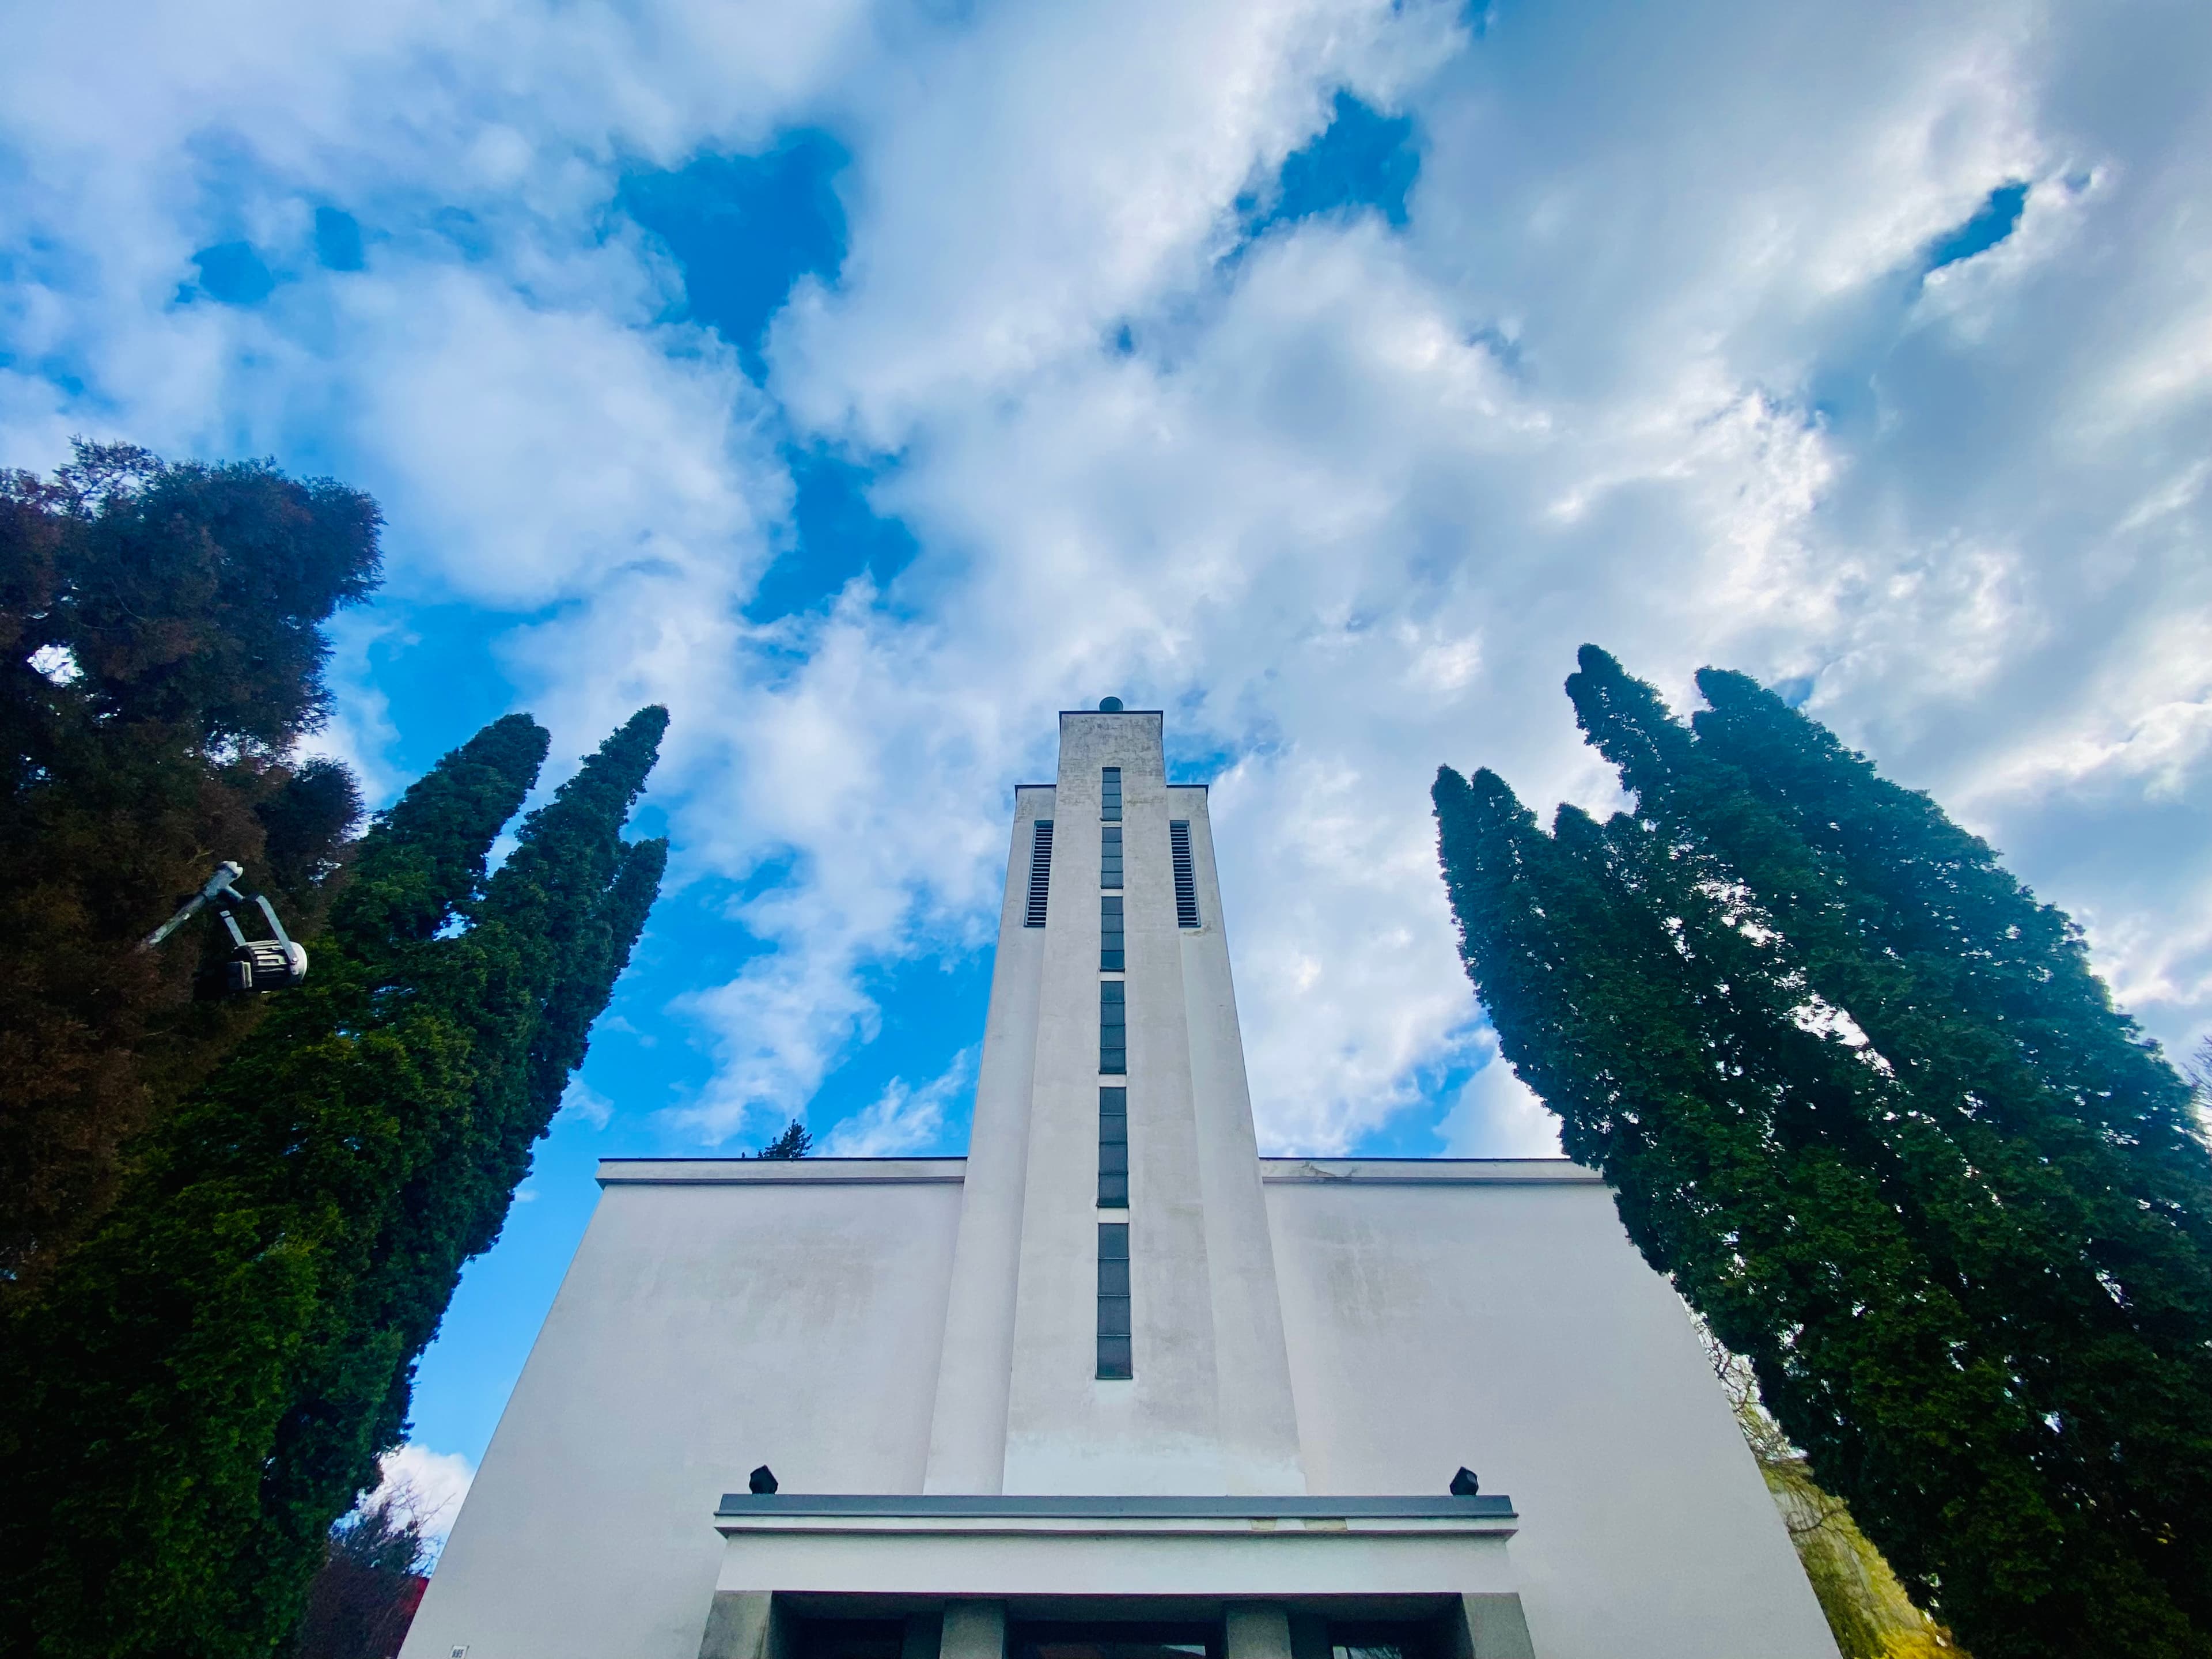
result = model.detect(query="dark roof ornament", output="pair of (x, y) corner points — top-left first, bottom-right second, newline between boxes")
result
(1099, 696), (1124, 711)
(1450, 1466), (1481, 1497)
(748, 1465), (778, 1495)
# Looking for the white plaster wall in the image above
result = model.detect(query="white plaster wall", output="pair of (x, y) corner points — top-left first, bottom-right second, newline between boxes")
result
(926, 786), (1051, 1493)
(399, 1166), (964, 1659)
(1173, 784), (1304, 1495)
(713, 1523), (1518, 1597)
(1261, 1163), (1840, 1659)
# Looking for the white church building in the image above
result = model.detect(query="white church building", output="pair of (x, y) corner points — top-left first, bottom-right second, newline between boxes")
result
(402, 706), (1839, 1659)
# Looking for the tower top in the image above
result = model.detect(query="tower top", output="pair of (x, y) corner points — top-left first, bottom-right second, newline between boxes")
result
(1099, 696), (1124, 711)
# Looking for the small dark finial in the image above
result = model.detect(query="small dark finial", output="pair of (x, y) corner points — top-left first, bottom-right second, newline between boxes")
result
(749, 1465), (778, 1495)
(1450, 1467), (1480, 1497)
(1100, 696), (1124, 712)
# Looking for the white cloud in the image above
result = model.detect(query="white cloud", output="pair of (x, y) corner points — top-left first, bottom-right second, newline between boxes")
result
(821, 1046), (976, 1156)
(1440, 1036), (1562, 1161)
(556, 1078), (615, 1131)
(365, 1442), (475, 1558)
(6, 0), (2212, 1159)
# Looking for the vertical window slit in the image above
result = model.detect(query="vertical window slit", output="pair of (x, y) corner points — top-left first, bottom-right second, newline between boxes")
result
(1024, 820), (1054, 927)
(1169, 821), (1199, 927)
(1100, 824), (1123, 890)
(1100, 895), (1124, 971)
(1097, 1221), (1131, 1379)
(1101, 767), (1122, 822)
(1098, 1086), (1128, 1209)
(1099, 979), (1127, 1074)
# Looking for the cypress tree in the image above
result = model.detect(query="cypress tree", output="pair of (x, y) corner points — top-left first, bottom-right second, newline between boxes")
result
(0, 443), (382, 1291)
(1437, 652), (2212, 1659)
(0, 708), (668, 1659)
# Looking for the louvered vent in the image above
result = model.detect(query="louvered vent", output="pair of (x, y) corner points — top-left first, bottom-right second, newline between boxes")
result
(1025, 820), (1054, 927)
(1169, 821), (1199, 928)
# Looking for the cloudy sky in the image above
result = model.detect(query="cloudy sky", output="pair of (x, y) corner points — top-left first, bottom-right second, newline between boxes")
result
(6, 0), (2209, 1514)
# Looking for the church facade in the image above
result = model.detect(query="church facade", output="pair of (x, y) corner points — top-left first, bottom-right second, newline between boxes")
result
(401, 707), (1839, 1659)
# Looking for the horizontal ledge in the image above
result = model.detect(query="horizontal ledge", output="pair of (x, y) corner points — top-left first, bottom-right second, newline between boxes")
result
(599, 1158), (1595, 1188)
(714, 1495), (1514, 1521)
(1014, 782), (1209, 793)
(1258, 1158), (1601, 1186)
(599, 1158), (965, 1187)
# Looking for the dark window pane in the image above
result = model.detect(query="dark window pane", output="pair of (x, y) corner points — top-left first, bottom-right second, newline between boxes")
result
(1101, 1055), (1126, 1074)
(1096, 1336), (1132, 1378)
(1098, 1257), (1131, 1296)
(1100, 950), (1124, 971)
(1099, 1087), (1127, 1110)
(1100, 1141), (1128, 1174)
(1100, 981), (1124, 1003)
(1102, 895), (1123, 915)
(1097, 1296), (1131, 1336)
(1099, 1222), (1130, 1257)
(1099, 1114), (1127, 1144)
(1097, 1174), (1128, 1207)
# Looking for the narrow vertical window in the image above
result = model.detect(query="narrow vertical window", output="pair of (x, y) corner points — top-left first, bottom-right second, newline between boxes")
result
(1100, 895), (1124, 971)
(1099, 980), (1126, 1074)
(1101, 825), (1123, 889)
(1100, 767), (1122, 821)
(1025, 820), (1054, 927)
(1098, 1086), (1128, 1209)
(1097, 1221), (1132, 1379)
(1169, 821), (1199, 928)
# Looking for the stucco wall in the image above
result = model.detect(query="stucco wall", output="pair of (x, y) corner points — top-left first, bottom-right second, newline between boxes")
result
(399, 1163), (965, 1659)
(1262, 1161), (1839, 1659)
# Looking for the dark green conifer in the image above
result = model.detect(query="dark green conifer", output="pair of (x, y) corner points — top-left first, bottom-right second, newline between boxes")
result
(759, 1120), (812, 1159)
(0, 443), (382, 1290)
(1437, 652), (2212, 1659)
(0, 708), (668, 1659)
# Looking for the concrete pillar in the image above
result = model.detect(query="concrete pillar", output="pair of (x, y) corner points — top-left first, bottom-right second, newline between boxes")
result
(698, 1592), (785, 1659)
(1450, 1593), (1537, 1659)
(941, 1601), (1007, 1659)
(1224, 1604), (1296, 1659)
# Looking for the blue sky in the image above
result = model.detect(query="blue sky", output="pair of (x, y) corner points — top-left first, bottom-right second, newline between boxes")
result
(5, 0), (2210, 1520)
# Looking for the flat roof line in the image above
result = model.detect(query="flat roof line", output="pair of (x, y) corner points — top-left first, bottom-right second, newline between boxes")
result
(599, 1156), (967, 1164)
(713, 1494), (1516, 1521)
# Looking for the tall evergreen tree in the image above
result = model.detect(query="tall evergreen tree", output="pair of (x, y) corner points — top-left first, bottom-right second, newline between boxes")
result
(1435, 651), (2212, 1659)
(0, 442), (381, 1291)
(0, 709), (668, 1659)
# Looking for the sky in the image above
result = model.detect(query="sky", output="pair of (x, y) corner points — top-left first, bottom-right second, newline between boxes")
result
(5, 0), (2210, 1533)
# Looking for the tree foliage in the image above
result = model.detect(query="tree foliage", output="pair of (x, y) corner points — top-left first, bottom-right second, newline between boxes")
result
(290, 1485), (431, 1659)
(1433, 647), (2212, 1659)
(759, 1120), (812, 1159)
(0, 442), (380, 1291)
(0, 708), (669, 1659)
(1703, 1326), (1964, 1659)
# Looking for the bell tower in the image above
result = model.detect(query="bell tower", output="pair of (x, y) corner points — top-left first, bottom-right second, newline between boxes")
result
(924, 703), (1305, 1495)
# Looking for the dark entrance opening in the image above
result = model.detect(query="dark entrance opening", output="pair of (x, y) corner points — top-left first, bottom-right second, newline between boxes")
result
(1012, 1621), (1223, 1659)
